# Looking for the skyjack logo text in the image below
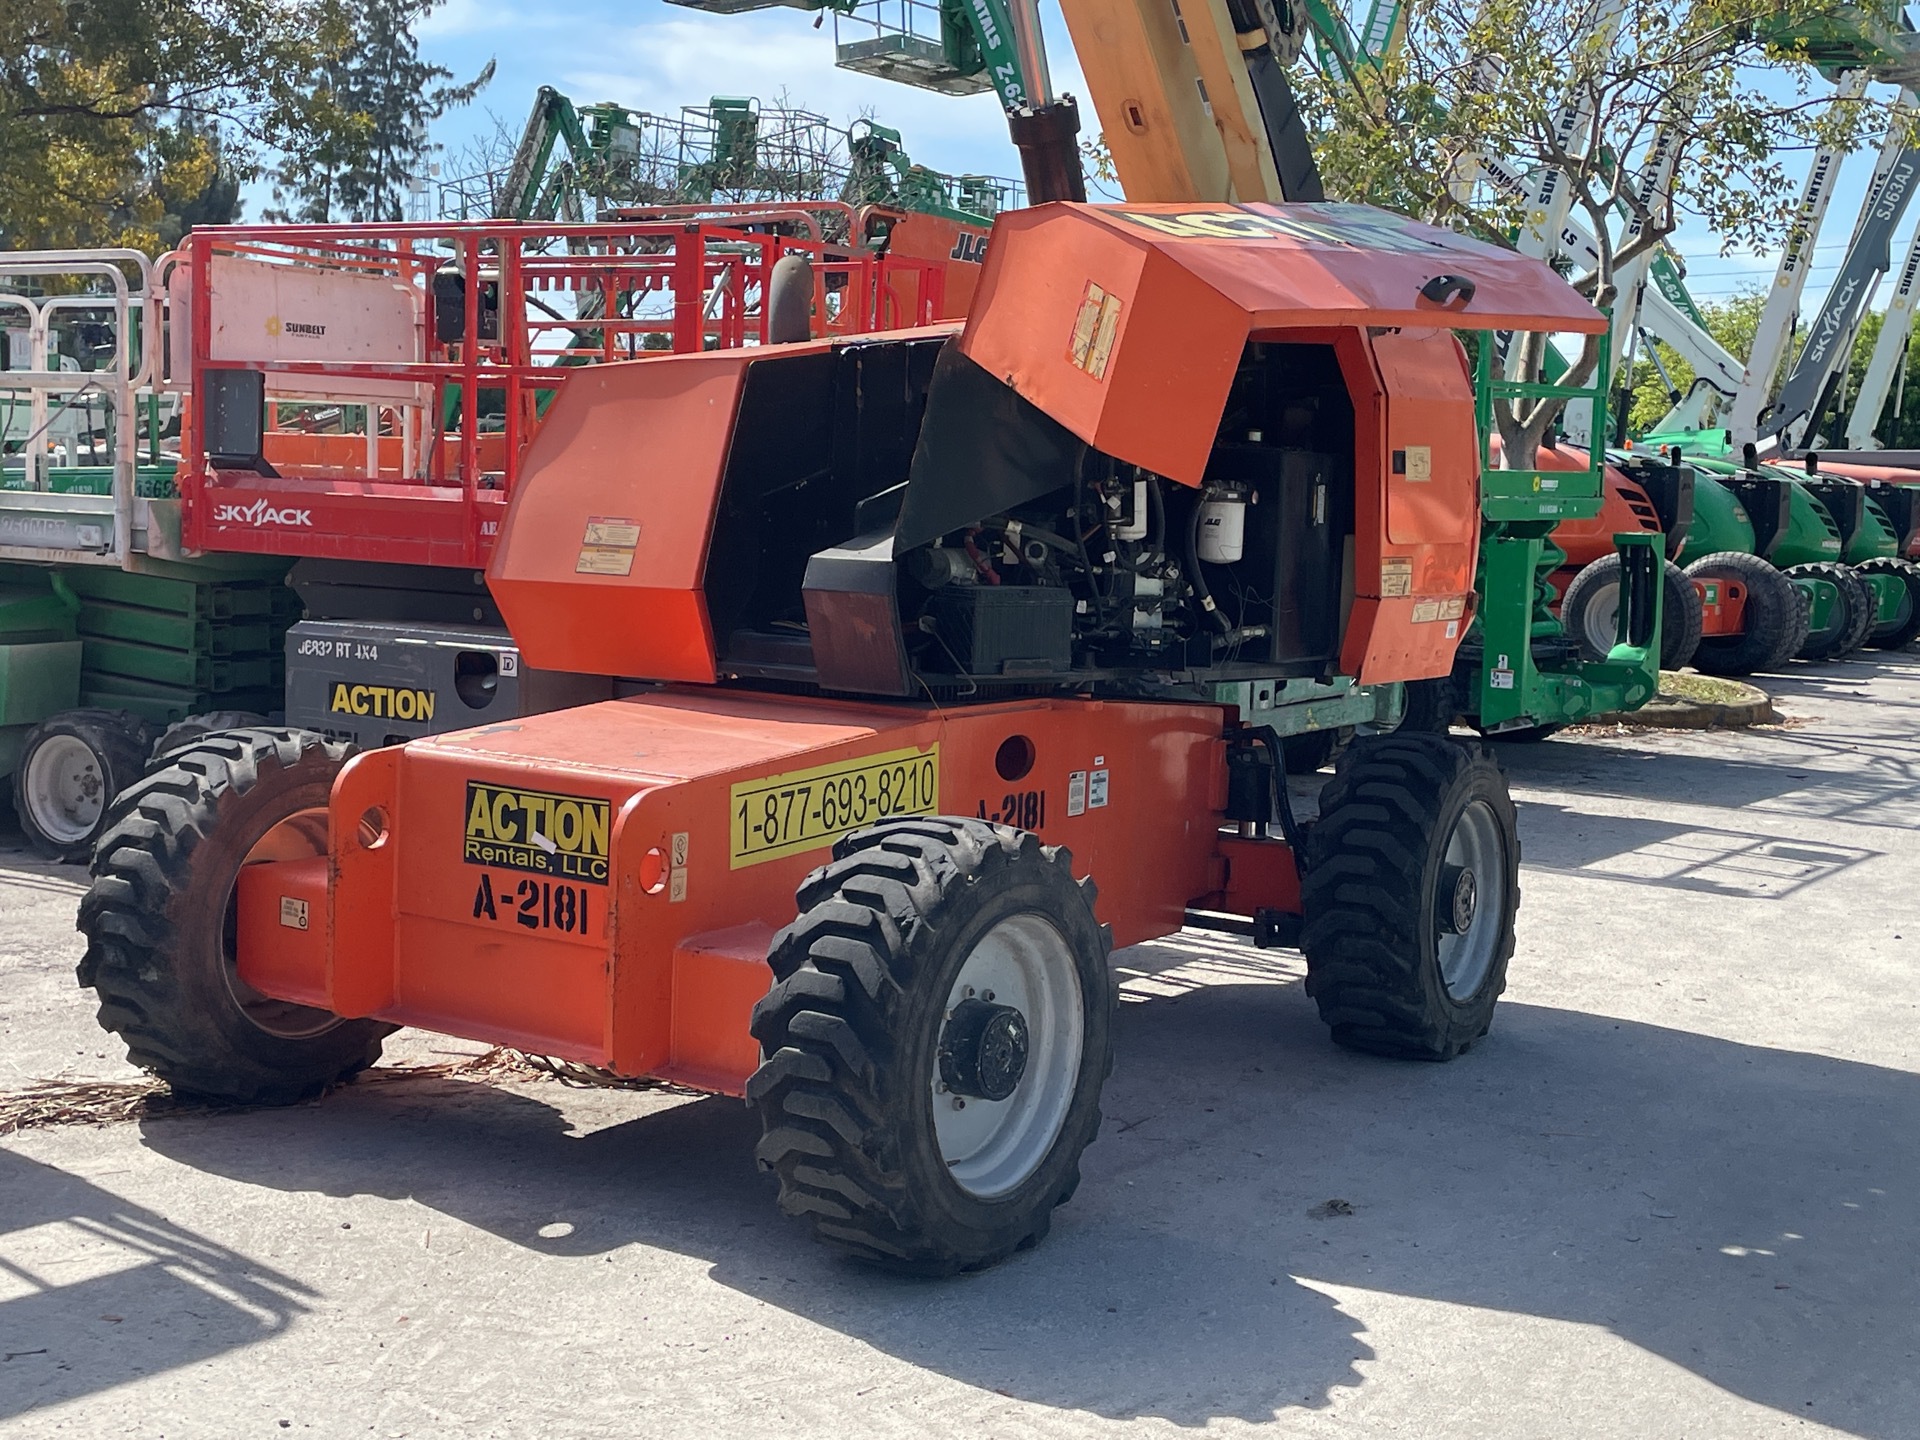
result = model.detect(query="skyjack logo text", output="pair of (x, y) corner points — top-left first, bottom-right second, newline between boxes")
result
(211, 500), (314, 528)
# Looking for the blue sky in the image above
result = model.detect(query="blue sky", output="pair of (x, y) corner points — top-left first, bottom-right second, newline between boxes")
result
(413, 0), (1088, 191)
(408, 0), (1914, 311)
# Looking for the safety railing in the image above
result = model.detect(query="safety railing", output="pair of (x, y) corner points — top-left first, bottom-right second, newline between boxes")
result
(1474, 327), (1612, 526)
(0, 250), (171, 563)
(173, 217), (948, 567)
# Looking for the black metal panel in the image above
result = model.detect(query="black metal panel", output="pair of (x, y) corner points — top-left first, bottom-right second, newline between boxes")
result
(831, 336), (944, 501)
(1722, 475), (1792, 559)
(1865, 481), (1920, 552)
(1799, 476), (1866, 549)
(708, 337), (946, 658)
(1615, 455), (1696, 560)
(1207, 446), (1344, 667)
(203, 369), (272, 474)
(704, 350), (837, 645)
(896, 348), (1084, 552)
(291, 559), (499, 626)
(802, 531), (913, 696)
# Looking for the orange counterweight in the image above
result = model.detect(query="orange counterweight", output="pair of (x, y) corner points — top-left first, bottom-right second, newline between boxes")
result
(235, 690), (1269, 1095)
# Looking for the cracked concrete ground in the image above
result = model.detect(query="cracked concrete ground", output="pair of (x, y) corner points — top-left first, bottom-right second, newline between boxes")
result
(2, 656), (1916, 1439)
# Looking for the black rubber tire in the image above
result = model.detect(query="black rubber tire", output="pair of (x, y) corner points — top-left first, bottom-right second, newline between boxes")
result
(748, 817), (1113, 1276)
(149, 710), (272, 770)
(1280, 727), (1352, 774)
(1785, 562), (1875, 661)
(1559, 555), (1704, 671)
(1300, 734), (1519, 1061)
(1855, 556), (1920, 650)
(76, 728), (394, 1103)
(1395, 674), (1463, 734)
(12, 708), (152, 862)
(1686, 552), (1809, 676)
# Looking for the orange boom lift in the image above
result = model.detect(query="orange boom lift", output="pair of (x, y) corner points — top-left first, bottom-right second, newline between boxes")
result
(76, 9), (1626, 1273)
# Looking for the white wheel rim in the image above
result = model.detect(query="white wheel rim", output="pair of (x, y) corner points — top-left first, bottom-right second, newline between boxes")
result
(23, 734), (109, 845)
(1579, 581), (1621, 656)
(933, 914), (1085, 1199)
(1438, 799), (1507, 1002)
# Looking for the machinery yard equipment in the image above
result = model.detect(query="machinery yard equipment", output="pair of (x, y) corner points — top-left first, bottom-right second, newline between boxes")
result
(1, 211), (961, 856)
(1, 249), (298, 858)
(75, 200), (1650, 1273)
(1672, 448), (1920, 670)
(1547, 433), (1920, 676)
(1544, 445), (1704, 673)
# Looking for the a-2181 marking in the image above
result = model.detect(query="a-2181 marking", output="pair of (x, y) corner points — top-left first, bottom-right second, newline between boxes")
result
(471, 872), (590, 934)
(977, 789), (1046, 829)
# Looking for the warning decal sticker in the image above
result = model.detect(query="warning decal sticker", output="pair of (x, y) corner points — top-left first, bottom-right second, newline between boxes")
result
(1068, 282), (1123, 380)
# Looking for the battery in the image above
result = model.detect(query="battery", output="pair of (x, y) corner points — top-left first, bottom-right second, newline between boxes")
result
(928, 585), (1073, 677)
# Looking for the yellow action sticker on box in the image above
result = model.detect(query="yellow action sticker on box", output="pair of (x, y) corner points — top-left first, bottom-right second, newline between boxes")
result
(730, 746), (939, 868)
(464, 782), (611, 884)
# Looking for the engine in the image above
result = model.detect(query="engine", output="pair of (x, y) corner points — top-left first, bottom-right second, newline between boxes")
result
(705, 332), (1359, 700)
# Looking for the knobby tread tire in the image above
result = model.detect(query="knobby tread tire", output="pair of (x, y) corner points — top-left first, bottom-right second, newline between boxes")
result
(1686, 552), (1807, 676)
(1300, 734), (1519, 1061)
(747, 816), (1113, 1275)
(149, 710), (273, 770)
(76, 728), (393, 1103)
(12, 708), (152, 862)
(1786, 561), (1875, 661)
(1560, 555), (1704, 671)
(1853, 556), (1920, 650)
(1396, 673), (1462, 735)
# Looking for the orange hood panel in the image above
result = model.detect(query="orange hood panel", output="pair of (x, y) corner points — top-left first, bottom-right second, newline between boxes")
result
(960, 201), (1603, 485)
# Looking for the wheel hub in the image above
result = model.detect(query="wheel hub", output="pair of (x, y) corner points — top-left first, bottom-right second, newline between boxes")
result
(939, 999), (1030, 1101)
(1439, 864), (1477, 935)
(24, 734), (107, 845)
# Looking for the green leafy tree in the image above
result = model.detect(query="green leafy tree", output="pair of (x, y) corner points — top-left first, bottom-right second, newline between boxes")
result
(1298, 0), (1898, 465)
(266, 0), (492, 224)
(0, 0), (355, 249)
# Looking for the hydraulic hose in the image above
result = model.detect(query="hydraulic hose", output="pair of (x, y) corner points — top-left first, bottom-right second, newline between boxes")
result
(1246, 725), (1308, 866)
(1186, 491), (1232, 633)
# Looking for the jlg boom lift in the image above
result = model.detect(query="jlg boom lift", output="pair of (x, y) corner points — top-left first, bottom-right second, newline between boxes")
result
(76, 2), (1656, 1272)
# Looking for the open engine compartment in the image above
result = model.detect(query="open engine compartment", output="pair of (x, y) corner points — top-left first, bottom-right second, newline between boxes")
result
(705, 334), (1359, 698)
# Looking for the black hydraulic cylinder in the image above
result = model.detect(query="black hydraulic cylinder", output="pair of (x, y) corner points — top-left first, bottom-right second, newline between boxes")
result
(1008, 99), (1089, 205)
(1225, 740), (1275, 824)
(1241, 51), (1325, 203)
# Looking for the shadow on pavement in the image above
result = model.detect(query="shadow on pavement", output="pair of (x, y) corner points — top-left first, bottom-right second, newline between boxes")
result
(129, 964), (1918, 1434)
(1516, 806), (1880, 898)
(0, 1148), (313, 1421)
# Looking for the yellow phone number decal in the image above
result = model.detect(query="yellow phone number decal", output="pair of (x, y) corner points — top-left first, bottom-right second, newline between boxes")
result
(730, 745), (939, 868)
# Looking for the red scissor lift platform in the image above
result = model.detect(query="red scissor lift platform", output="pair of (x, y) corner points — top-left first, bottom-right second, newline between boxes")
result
(171, 213), (951, 570)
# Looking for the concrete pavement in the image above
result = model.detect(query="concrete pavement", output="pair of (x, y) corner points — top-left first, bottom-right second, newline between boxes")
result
(2, 657), (1916, 1438)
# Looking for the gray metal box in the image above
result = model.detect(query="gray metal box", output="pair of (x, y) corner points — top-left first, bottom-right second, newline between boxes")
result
(285, 619), (612, 749)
